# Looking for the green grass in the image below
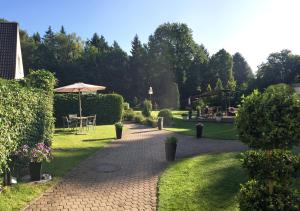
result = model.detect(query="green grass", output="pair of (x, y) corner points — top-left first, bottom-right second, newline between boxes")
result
(162, 110), (238, 140)
(158, 150), (300, 211)
(0, 125), (115, 210)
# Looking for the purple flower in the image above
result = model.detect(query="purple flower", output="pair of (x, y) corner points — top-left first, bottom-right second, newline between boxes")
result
(15, 143), (53, 163)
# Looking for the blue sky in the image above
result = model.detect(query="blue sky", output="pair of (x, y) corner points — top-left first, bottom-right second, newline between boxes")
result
(1, 0), (300, 72)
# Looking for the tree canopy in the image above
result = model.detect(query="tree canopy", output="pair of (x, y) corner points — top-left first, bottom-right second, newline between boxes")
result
(9, 19), (299, 108)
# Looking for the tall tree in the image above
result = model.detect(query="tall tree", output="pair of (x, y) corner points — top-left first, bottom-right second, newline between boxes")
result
(214, 78), (224, 91)
(256, 49), (300, 89)
(32, 32), (41, 43)
(184, 44), (209, 98)
(100, 41), (129, 95)
(128, 35), (148, 101)
(209, 49), (234, 86)
(19, 30), (40, 75)
(148, 23), (205, 108)
(60, 25), (66, 34)
(89, 33), (109, 53)
(232, 52), (253, 86)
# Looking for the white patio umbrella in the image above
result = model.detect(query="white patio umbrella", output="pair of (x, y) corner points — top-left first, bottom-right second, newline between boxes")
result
(55, 82), (106, 132)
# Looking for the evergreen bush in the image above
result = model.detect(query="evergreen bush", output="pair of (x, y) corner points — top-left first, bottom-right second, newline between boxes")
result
(142, 117), (158, 128)
(133, 113), (145, 123)
(142, 100), (152, 117)
(123, 108), (135, 121)
(123, 102), (130, 110)
(158, 109), (173, 126)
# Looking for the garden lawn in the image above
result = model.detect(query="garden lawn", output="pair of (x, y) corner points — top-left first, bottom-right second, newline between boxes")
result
(158, 150), (300, 211)
(164, 111), (238, 140)
(0, 125), (115, 211)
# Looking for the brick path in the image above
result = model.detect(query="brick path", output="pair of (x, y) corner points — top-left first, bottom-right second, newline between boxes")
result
(23, 124), (246, 211)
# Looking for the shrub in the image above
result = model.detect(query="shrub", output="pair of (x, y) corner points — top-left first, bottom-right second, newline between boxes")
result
(54, 93), (124, 126)
(236, 84), (300, 150)
(142, 117), (158, 128)
(142, 100), (152, 117)
(123, 102), (130, 110)
(236, 84), (300, 210)
(158, 109), (173, 126)
(239, 180), (300, 211)
(165, 136), (178, 144)
(241, 150), (300, 182)
(123, 108), (135, 121)
(133, 113), (145, 123)
(0, 70), (55, 174)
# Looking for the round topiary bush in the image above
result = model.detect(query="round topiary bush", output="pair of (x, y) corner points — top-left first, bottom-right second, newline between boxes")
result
(236, 84), (300, 150)
(241, 150), (300, 182)
(158, 109), (173, 126)
(239, 180), (300, 211)
(236, 84), (300, 211)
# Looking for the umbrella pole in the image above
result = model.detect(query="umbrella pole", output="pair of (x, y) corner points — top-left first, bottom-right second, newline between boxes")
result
(79, 91), (82, 131)
(76, 91), (86, 135)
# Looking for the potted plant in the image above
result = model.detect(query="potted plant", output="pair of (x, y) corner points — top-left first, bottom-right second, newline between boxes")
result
(115, 122), (123, 139)
(16, 143), (52, 181)
(165, 136), (178, 161)
(215, 111), (223, 122)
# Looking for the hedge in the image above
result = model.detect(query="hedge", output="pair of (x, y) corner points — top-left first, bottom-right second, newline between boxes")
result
(54, 93), (124, 126)
(0, 70), (55, 174)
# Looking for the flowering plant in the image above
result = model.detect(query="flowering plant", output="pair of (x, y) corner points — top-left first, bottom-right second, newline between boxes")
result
(15, 143), (53, 163)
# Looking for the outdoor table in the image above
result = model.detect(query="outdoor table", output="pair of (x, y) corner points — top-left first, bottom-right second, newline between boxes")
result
(69, 116), (89, 134)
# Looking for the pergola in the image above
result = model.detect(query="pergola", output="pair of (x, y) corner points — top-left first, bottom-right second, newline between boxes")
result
(189, 89), (238, 111)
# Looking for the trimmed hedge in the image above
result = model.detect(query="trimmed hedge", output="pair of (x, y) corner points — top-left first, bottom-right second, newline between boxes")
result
(0, 70), (55, 174)
(54, 93), (124, 126)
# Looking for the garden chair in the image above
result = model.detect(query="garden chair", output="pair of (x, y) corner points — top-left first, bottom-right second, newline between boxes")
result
(62, 116), (71, 128)
(86, 115), (96, 130)
(62, 116), (78, 130)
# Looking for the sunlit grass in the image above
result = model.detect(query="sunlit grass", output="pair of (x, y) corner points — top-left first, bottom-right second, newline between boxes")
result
(158, 110), (238, 139)
(158, 149), (300, 211)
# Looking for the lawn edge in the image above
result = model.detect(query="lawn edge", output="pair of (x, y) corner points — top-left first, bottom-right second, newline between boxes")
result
(163, 128), (239, 140)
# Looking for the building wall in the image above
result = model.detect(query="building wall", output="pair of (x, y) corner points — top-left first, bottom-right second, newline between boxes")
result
(14, 24), (24, 79)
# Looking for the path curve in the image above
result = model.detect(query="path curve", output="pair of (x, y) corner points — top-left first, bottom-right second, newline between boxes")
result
(23, 124), (246, 211)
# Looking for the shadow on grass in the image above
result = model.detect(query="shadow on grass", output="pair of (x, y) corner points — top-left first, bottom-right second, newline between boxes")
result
(54, 129), (77, 135)
(194, 154), (247, 210)
(160, 153), (247, 211)
(82, 138), (115, 142)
